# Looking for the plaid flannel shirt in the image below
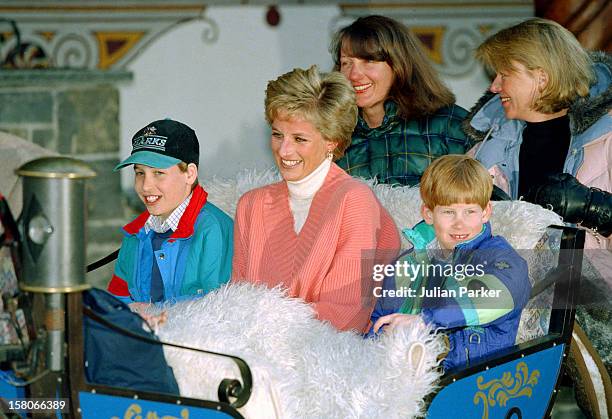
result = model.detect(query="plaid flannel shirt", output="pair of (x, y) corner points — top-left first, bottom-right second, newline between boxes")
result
(337, 101), (472, 186)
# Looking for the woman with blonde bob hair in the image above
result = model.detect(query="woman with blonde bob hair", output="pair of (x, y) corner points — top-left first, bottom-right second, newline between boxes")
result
(475, 18), (594, 114)
(465, 18), (611, 418)
(330, 15), (471, 186)
(465, 18), (610, 244)
(232, 66), (400, 332)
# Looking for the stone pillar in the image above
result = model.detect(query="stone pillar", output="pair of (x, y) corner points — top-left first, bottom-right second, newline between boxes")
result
(0, 69), (133, 288)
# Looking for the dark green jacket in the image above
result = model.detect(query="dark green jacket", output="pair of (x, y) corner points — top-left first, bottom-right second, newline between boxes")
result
(337, 101), (471, 186)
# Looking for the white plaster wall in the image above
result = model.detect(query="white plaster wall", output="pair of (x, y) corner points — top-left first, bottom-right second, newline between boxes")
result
(119, 5), (492, 190)
(452, 67), (491, 109)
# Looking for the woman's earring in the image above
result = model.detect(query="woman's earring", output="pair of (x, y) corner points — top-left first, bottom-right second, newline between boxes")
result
(326, 150), (334, 160)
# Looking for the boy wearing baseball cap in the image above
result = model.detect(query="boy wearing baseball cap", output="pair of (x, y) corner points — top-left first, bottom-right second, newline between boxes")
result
(108, 119), (233, 310)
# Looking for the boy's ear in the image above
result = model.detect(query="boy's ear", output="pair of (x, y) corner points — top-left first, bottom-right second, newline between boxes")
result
(421, 204), (434, 225)
(482, 202), (493, 222)
(185, 163), (198, 185)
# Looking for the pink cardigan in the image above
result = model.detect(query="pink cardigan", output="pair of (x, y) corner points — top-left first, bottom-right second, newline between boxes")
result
(232, 163), (400, 332)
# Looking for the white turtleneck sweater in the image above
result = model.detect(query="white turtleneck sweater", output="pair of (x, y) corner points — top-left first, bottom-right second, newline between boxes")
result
(286, 158), (331, 233)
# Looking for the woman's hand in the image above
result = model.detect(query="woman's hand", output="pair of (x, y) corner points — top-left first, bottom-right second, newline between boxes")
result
(373, 313), (424, 334)
(129, 302), (168, 328)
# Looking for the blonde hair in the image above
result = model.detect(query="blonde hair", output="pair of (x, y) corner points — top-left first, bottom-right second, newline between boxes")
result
(330, 15), (455, 119)
(420, 155), (492, 210)
(476, 18), (594, 113)
(265, 65), (358, 159)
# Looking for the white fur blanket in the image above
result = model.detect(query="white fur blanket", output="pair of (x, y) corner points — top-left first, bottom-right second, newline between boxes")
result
(155, 168), (564, 418)
(158, 284), (445, 419)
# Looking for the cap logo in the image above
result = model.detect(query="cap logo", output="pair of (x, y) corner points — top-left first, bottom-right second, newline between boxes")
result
(132, 135), (168, 151)
(143, 126), (157, 136)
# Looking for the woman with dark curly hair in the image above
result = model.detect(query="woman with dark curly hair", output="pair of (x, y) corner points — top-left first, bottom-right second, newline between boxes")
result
(331, 15), (472, 186)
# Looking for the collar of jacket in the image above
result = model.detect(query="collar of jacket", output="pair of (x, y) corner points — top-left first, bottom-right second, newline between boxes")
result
(353, 100), (402, 140)
(403, 220), (492, 253)
(463, 51), (612, 142)
(123, 184), (208, 240)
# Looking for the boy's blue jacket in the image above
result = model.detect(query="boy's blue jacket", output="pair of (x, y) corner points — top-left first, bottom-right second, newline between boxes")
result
(370, 221), (530, 370)
(108, 185), (233, 304)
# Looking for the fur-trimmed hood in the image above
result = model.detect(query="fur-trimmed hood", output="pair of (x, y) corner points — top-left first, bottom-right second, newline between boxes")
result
(463, 51), (612, 142)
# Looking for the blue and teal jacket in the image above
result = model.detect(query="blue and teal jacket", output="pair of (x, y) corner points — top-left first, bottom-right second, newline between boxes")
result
(370, 221), (530, 371)
(107, 185), (233, 304)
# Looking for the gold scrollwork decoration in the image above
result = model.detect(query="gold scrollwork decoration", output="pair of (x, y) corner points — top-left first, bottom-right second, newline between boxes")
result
(110, 403), (189, 419)
(473, 362), (540, 419)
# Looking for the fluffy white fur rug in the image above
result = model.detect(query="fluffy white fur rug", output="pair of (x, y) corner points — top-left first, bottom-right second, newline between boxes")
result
(154, 168), (564, 418)
(158, 283), (445, 419)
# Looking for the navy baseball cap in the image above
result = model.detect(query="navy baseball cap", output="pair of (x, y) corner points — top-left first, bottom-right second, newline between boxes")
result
(114, 119), (199, 171)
